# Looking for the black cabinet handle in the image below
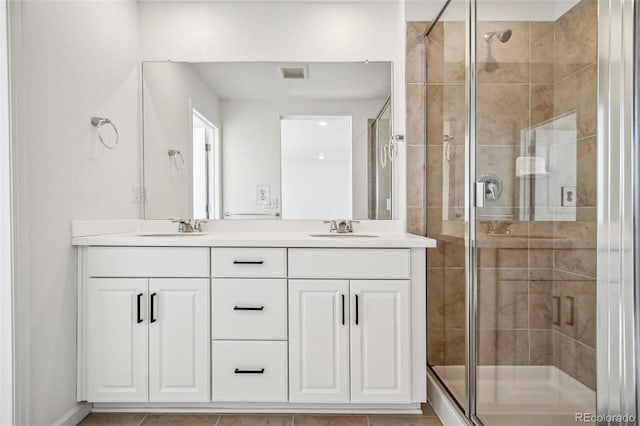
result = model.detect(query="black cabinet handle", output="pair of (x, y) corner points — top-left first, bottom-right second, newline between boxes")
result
(150, 292), (157, 323)
(136, 293), (143, 324)
(233, 260), (264, 265)
(234, 368), (265, 374)
(234, 306), (265, 311)
(341, 294), (345, 325)
(355, 294), (359, 325)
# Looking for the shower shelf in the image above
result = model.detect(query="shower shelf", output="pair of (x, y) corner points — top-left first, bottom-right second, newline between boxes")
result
(515, 156), (550, 177)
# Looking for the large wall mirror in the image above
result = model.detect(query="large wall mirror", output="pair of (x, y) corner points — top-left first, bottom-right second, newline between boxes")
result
(142, 61), (394, 220)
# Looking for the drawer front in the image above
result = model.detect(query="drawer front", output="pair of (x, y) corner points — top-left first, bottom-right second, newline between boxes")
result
(212, 279), (287, 340)
(288, 248), (410, 279)
(211, 248), (287, 278)
(88, 247), (209, 277)
(212, 341), (288, 402)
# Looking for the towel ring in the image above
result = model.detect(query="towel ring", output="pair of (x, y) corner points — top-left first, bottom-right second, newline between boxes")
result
(168, 149), (185, 171)
(91, 117), (119, 150)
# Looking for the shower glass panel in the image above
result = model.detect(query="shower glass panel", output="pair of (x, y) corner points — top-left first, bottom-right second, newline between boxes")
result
(473, 0), (597, 424)
(423, 0), (468, 410)
(369, 98), (393, 219)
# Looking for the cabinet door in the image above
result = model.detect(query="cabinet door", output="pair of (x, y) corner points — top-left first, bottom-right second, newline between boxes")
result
(87, 278), (148, 402)
(289, 280), (350, 403)
(350, 280), (411, 403)
(148, 279), (210, 402)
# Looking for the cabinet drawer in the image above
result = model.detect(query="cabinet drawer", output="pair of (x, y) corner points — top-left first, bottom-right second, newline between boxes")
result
(212, 341), (287, 402)
(87, 247), (209, 277)
(288, 249), (410, 279)
(211, 248), (286, 278)
(212, 279), (287, 340)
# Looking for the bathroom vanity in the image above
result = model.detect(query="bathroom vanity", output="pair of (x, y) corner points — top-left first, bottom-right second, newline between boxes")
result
(72, 221), (435, 414)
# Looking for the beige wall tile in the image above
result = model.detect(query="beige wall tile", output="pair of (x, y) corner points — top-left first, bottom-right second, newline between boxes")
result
(477, 84), (529, 145)
(530, 22), (555, 84)
(427, 268), (444, 330)
(531, 84), (554, 126)
(554, 64), (597, 139)
(529, 281), (553, 329)
(443, 329), (466, 365)
(407, 83), (425, 145)
(554, 248), (597, 279)
(478, 330), (529, 365)
(407, 22), (428, 84)
(407, 144), (425, 209)
(443, 268), (466, 329)
(426, 145), (442, 208)
(478, 278), (529, 330)
(576, 136), (596, 207)
(408, 206), (425, 235)
(555, 0), (597, 81)
(530, 330), (553, 365)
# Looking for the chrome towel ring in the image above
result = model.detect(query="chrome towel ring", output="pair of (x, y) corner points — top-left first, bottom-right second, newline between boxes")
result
(168, 149), (185, 171)
(91, 117), (119, 150)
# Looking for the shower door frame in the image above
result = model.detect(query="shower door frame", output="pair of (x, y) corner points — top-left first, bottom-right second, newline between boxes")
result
(424, 0), (640, 424)
(595, 0), (639, 423)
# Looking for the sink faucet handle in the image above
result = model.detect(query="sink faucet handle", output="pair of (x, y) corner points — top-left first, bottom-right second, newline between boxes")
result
(193, 219), (205, 232)
(323, 220), (338, 233)
(346, 220), (360, 233)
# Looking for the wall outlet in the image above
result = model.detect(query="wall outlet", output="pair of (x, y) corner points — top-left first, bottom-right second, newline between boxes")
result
(561, 186), (577, 207)
(256, 184), (270, 206)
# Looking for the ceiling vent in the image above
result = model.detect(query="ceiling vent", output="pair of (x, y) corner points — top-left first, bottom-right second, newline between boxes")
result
(279, 65), (308, 80)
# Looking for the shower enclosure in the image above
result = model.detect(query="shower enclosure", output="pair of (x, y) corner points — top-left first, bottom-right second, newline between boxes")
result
(410, 0), (639, 424)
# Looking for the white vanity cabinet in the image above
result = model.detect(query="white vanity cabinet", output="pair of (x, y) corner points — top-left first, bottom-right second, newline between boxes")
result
(82, 247), (210, 403)
(288, 249), (412, 404)
(76, 237), (429, 413)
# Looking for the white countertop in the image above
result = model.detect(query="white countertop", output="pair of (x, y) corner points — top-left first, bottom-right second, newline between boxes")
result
(72, 230), (436, 248)
(70, 219), (436, 248)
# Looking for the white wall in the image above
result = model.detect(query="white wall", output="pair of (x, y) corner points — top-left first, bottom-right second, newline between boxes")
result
(10, 1), (140, 424)
(143, 62), (221, 219)
(0, 0), (13, 424)
(281, 118), (352, 219)
(139, 0), (407, 220)
(221, 99), (384, 219)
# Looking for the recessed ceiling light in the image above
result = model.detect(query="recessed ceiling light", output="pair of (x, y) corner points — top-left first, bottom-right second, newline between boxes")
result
(318, 153), (325, 160)
(318, 121), (328, 127)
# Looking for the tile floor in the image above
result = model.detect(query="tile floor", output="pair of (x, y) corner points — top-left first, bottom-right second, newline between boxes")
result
(79, 403), (442, 426)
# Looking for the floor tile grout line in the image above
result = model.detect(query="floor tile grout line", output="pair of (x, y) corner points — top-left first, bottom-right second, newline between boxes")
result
(214, 414), (220, 426)
(136, 414), (147, 426)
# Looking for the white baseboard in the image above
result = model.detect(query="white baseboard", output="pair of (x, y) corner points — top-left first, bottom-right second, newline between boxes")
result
(427, 369), (469, 426)
(52, 403), (92, 426)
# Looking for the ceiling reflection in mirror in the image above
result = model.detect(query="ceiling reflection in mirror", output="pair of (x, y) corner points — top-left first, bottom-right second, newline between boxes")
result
(142, 61), (393, 220)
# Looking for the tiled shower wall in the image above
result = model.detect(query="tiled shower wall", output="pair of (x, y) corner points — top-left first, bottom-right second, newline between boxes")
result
(408, 0), (597, 389)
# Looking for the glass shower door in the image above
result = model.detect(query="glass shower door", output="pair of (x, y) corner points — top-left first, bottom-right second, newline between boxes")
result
(472, 0), (598, 424)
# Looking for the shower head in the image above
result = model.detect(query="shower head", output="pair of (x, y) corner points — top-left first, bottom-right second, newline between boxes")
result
(484, 29), (512, 43)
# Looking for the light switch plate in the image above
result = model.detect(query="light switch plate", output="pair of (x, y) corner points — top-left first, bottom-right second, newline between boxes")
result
(561, 186), (577, 207)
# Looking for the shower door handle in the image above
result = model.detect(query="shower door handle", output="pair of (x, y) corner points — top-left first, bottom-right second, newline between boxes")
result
(475, 182), (486, 208)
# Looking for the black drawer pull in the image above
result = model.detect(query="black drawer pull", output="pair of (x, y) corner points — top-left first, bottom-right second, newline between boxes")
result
(233, 260), (264, 265)
(136, 293), (143, 324)
(234, 305), (265, 311)
(234, 368), (265, 374)
(355, 294), (359, 325)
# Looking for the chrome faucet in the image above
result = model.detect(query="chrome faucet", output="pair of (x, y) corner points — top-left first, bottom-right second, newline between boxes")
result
(323, 219), (360, 233)
(172, 219), (203, 233)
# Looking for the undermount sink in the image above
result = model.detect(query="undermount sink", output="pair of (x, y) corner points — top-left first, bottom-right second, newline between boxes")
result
(309, 233), (379, 238)
(137, 232), (208, 237)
